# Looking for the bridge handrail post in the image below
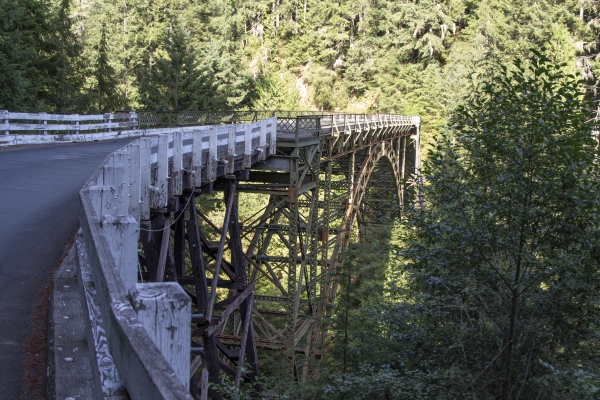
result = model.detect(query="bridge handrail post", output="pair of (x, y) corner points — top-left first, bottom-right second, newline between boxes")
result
(38, 112), (48, 135)
(1, 110), (7, 135)
(104, 113), (113, 132)
(129, 111), (138, 130)
(72, 114), (80, 134)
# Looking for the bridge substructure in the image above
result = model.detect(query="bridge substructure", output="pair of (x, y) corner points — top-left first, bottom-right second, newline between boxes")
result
(135, 113), (420, 396)
(74, 112), (420, 399)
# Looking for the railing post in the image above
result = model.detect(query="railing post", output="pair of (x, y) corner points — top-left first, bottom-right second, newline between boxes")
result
(270, 117), (277, 154)
(39, 112), (47, 135)
(72, 114), (80, 134)
(104, 113), (113, 132)
(227, 125), (236, 175)
(2, 110), (9, 135)
(208, 127), (217, 181)
(260, 119), (267, 160)
(100, 215), (139, 294)
(130, 111), (137, 130)
(132, 282), (191, 391)
(243, 124), (252, 169)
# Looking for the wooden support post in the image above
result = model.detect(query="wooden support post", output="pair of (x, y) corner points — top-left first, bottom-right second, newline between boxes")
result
(243, 124), (252, 169)
(269, 117), (277, 154)
(39, 112), (47, 135)
(259, 119), (267, 161)
(73, 114), (80, 134)
(1, 110), (8, 135)
(171, 131), (183, 197)
(174, 198), (186, 280)
(85, 185), (114, 217)
(139, 138), (151, 220)
(190, 130), (203, 188)
(129, 112), (138, 129)
(200, 368), (208, 400)
(125, 143), (141, 219)
(227, 125), (236, 175)
(208, 127), (217, 181)
(205, 183), (236, 322)
(132, 282), (191, 390)
(100, 214), (139, 294)
(112, 151), (129, 217)
(101, 156), (119, 217)
(186, 194), (208, 314)
(153, 134), (169, 208)
(156, 213), (172, 282)
(235, 294), (253, 388)
(104, 113), (113, 132)
(201, 333), (221, 400)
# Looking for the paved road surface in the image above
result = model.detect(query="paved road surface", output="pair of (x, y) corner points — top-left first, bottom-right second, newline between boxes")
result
(0, 139), (135, 400)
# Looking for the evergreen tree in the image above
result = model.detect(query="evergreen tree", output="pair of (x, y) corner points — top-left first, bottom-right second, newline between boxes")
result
(396, 50), (600, 399)
(0, 0), (50, 111)
(94, 23), (124, 112)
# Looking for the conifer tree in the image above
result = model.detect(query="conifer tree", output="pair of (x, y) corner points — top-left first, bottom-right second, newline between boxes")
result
(94, 23), (123, 112)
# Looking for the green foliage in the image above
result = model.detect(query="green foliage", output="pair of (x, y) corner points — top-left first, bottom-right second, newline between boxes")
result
(252, 72), (301, 110)
(396, 50), (600, 398)
(0, 0), (51, 111)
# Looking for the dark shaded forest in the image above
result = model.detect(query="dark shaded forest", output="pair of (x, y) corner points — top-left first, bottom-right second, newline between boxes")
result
(3, 0), (600, 398)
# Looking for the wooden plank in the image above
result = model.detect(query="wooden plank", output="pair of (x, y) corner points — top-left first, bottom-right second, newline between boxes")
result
(0, 121), (137, 132)
(132, 282), (191, 390)
(243, 124), (252, 169)
(6, 111), (105, 121)
(208, 127), (217, 181)
(139, 138), (151, 220)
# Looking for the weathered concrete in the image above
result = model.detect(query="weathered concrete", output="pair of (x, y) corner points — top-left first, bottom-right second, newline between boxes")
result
(48, 245), (96, 399)
(0, 139), (134, 400)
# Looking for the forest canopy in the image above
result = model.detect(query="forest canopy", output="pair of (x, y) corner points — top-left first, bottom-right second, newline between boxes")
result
(4, 0), (600, 136)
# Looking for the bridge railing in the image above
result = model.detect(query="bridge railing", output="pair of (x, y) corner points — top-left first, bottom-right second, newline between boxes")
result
(0, 110), (138, 134)
(76, 118), (276, 399)
(138, 110), (319, 128)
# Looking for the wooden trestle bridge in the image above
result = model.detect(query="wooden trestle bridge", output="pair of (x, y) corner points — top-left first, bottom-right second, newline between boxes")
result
(61, 111), (421, 399)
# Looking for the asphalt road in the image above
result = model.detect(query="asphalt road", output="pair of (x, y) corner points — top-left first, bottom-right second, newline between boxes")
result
(0, 139), (135, 400)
